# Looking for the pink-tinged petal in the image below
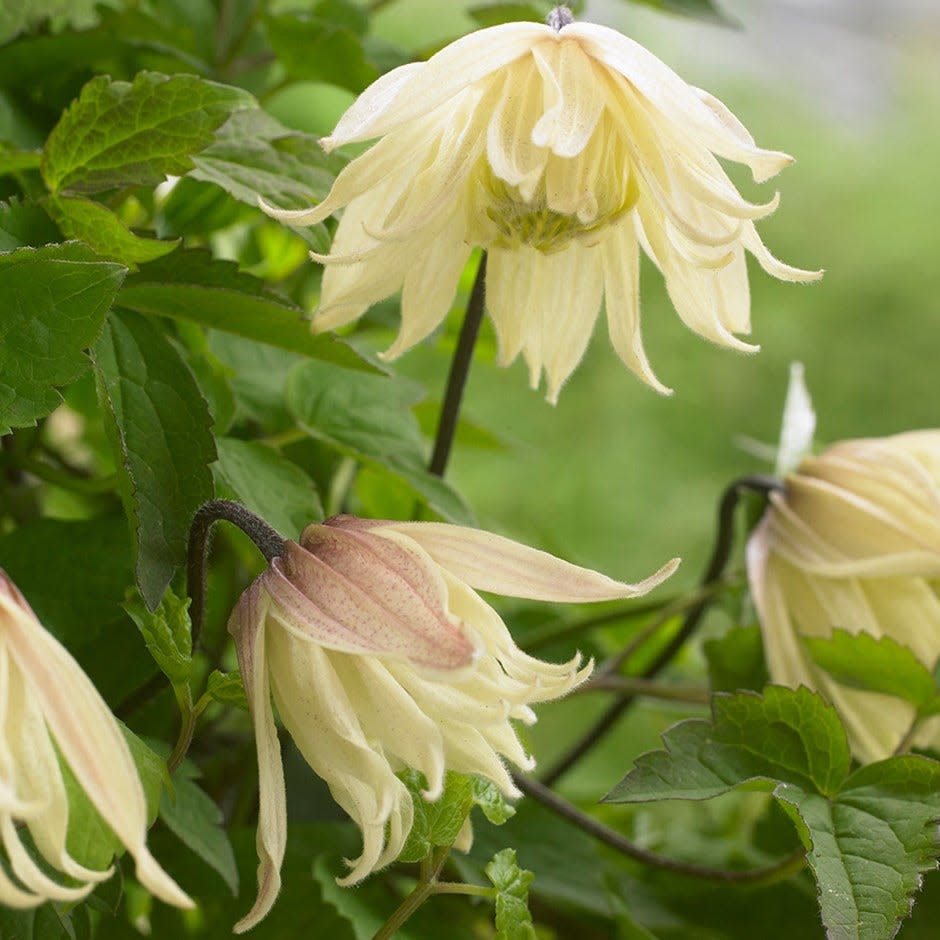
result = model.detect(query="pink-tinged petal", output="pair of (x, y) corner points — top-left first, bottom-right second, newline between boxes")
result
(269, 533), (479, 673)
(228, 582), (287, 934)
(380, 523), (679, 602)
(0, 574), (192, 910)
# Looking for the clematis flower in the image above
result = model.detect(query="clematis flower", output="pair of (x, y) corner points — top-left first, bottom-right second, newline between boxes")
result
(746, 431), (940, 762)
(228, 514), (678, 931)
(261, 8), (820, 403)
(0, 570), (192, 909)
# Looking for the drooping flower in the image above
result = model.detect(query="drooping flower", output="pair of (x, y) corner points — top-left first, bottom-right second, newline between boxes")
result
(0, 570), (192, 910)
(261, 9), (820, 403)
(228, 515), (678, 931)
(746, 431), (940, 762)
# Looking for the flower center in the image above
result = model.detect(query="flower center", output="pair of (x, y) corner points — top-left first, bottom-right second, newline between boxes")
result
(476, 151), (639, 255)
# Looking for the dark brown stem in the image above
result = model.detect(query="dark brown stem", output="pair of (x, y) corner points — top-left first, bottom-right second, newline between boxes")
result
(541, 475), (782, 786)
(428, 253), (487, 478)
(514, 773), (804, 885)
(187, 499), (285, 649)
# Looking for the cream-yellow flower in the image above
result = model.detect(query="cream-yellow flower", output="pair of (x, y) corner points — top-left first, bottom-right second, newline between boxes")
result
(262, 9), (820, 402)
(746, 431), (940, 762)
(0, 570), (192, 910)
(228, 514), (678, 931)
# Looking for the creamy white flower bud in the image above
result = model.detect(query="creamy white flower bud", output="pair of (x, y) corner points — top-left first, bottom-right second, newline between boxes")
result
(0, 571), (192, 911)
(229, 515), (678, 930)
(746, 431), (940, 762)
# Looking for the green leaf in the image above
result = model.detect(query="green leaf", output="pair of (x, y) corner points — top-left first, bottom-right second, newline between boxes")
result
(188, 108), (339, 250)
(92, 309), (216, 609)
(471, 776), (516, 826)
(704, 624), (769, 693)
(45, 194), (179, 266)
(118, 248), (377, 372)
(0, 197), (60, 250)
(206, 669), (248, 711)
(160, 763), (239, 895)
(264, 12), (379, 93)
(41, 71), (253, 194)
(123, 586), (193, 684)
(0, 242), (124, 434)
(0, 516), (157, 704)
(286, 360), (473, 524)
(607, 688), (940, 940)
(605, 686), (852, 803)
(775, 757), (940, 940)
(805, 629), (940, 713)
(213, 437), (323, 540)
(397, 771), (476, 864)
(485, 849), (536, 940)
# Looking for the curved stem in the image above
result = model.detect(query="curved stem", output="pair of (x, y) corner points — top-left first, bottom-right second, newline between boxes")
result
(513, 773), (805, 887)
(541, 475), (781, 786)
(373, 846), (454, 940)
(187, 499), (286, 650)
(580, 676), (709, 705)
(428, 253), (487, 478)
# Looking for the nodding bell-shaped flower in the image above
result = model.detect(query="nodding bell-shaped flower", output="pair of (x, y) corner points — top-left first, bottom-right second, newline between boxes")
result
(261, 7), (820, 403)
(0, 570), (192, 910)
(746, 431), (940, 762)
(228, 515), (678, 931)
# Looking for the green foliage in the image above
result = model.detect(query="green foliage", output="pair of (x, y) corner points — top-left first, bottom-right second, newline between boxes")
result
(398, 770), (515, 864)
(123, 586), (193, 684)
(0, 243), (124, 434)
(160, 763), (239, 895)
(287, 360), (473, 523)
(206, 669), (249, 711)
(485, 849), (536, 940)
(41, 72), (252, 194)
(213, 437), (323, 539)
(608, 687), (940, 940)
(118, 249), (373, 370)
(805, 629), (940, 715)
(704, 624), (770, 693)
(45, 194), (179, 266)
(92, 309), (216, 608)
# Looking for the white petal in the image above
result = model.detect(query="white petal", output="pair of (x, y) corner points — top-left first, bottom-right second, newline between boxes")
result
(485, 246), (540, 367)
(775, 362), (816, 477)
(0, 581), (191, 910)
(602, 220), (671, 394)
(382, 522), (679, 602)
(229, 584), (286, 934)
(326, 24), (547, 146)
(571, 23), (793, 182)
(384, 219), (472, 360)
(531, 39), (605, 158)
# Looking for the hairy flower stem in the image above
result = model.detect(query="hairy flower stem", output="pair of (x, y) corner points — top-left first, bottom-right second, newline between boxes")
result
(187, 499), (286, 649)
(374, 846), (457, 940)
(428, 253), (488, 478)
(513, 772), (805, 886)
(541, 475), (782, 786)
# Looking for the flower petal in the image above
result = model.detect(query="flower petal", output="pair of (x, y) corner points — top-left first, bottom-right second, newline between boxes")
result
(269, 532), (479, 673)
(382, 522), (679, 601)
(0, 575), (191, 910)
(229, 582), (286, 934)
(325, 24), (547, 146)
